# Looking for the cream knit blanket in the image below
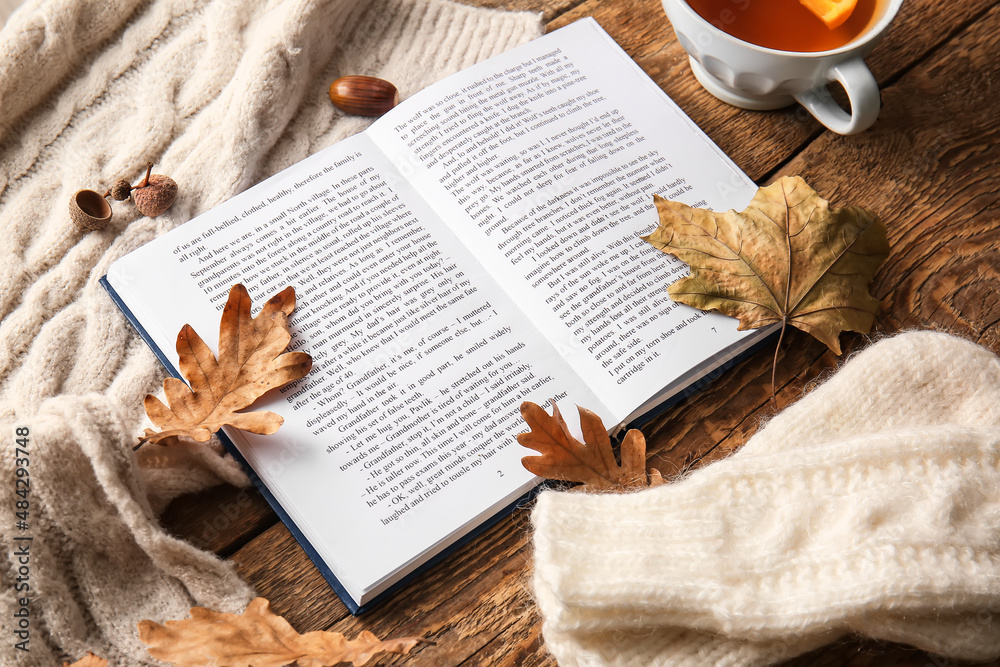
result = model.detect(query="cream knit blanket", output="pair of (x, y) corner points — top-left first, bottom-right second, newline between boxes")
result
(0, 0), (541, 664)
(533, 331), (1000, 665)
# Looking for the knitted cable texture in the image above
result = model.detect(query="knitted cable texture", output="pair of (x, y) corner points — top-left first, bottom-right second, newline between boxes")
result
(532, 331), (1000, 666)
(0, 1), (542, 664)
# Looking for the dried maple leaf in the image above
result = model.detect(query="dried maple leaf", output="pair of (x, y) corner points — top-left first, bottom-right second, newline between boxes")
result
(63, 653), (108, 667)
(142, 284), (312, 445)
(137, 597), (426, 667)
(518, 401), (663, 491)
(642, 175), (889, 356)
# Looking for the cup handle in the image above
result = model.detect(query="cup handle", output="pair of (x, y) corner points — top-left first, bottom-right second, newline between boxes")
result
(793, 58), (880, 135)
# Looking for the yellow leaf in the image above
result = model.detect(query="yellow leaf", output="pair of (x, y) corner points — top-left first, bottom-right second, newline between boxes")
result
(642, 175), (889, 355)
(142, 284), (312, 445)
(137, 597), (426, 667)
(517, 401), (663, 491)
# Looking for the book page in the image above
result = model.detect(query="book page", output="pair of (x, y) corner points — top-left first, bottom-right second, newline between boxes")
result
(107, 132), (603, 603)
(368, 18), (765, 420)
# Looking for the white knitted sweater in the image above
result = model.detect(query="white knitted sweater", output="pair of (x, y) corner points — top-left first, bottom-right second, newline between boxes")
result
(533, 331), (1000, 665)
(0, 1), (541, 664)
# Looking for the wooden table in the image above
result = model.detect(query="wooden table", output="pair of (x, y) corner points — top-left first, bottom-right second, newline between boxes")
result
(162, 0), (1000, 664)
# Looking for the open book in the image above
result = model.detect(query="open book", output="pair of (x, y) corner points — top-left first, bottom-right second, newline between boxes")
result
(104, 18), (771, 613)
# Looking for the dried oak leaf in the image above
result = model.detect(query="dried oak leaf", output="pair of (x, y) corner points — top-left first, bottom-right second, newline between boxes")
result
(63, 653), (108, 667)
(138, 597), (425, 667)
(143, 284), (312, 445)
(642, 175), (889, 355)
(518, 401), (663, 491)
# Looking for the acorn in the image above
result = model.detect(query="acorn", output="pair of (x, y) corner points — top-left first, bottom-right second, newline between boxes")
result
(109, 179), (132, 201)
(329, 75), (399, 117)
(69, 189), (112, 231)
(130, 162), (178, 217)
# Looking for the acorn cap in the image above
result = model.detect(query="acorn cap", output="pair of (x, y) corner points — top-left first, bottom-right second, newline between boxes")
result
(132, 174), (178, 217)
(69, 189), (112, 231)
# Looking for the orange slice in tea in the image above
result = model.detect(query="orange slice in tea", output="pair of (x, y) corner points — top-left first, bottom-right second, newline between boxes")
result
(799, 0), (858, 29)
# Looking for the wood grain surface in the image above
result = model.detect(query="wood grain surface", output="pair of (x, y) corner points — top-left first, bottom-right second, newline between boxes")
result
(161, 0), (1000, 664)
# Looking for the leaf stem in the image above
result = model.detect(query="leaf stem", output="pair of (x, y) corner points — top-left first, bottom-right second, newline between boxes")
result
(772, 182), (794, 408)
(771, 318), (787, 406)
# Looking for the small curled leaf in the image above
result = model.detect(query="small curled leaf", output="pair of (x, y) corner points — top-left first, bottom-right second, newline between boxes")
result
(517, 401), (662, 491)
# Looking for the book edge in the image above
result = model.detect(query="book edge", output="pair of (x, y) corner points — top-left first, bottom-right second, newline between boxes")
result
(100, 275), (364, 612)
(100, 275), (542, 615)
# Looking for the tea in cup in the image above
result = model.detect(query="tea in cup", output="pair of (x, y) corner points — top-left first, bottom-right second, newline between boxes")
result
(661, 0), (903, 134)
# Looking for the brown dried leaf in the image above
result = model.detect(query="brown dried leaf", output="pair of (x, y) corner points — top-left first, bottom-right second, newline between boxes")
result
(137, 597), (425, 667)
(63, 653), (108, 667)
(143, 284), (312, 445)
(517, 401), (663, 491)
(642, 175), (889, 355)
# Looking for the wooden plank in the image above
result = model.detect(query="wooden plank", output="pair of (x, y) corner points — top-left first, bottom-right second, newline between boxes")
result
(159, 483), (276, 556)
(456, 600), (547, 667)
(430, 5), (1000, 666)
(228, 504), (541, 663)
(322, 513), (537, 665)
(229, 522), (349, 630)
(547, 0), (998, 181)
(216, 3), (1000, 667)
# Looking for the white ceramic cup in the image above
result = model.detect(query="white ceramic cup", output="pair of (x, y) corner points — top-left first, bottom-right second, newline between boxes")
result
(661, 0), (903, 134)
